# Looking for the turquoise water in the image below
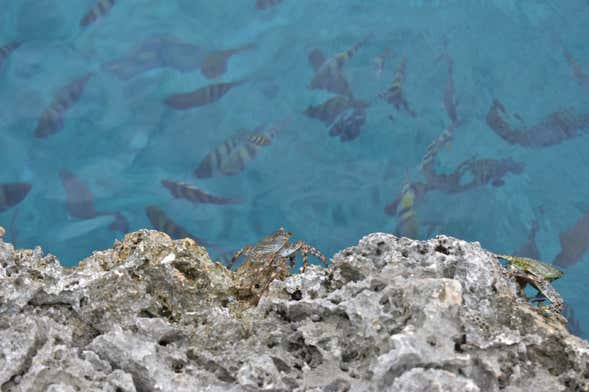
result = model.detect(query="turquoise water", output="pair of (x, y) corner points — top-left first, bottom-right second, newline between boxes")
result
(1, 0), (588, 335)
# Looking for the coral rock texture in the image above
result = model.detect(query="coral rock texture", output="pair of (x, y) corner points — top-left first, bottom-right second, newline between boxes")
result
(0, 230), (588, 391)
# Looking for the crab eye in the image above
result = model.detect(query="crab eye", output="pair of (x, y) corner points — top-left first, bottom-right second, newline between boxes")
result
(254, 283), (261, 289)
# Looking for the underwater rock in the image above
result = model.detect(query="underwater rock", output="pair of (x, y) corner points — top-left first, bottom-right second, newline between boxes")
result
(0, 230), (588, 391)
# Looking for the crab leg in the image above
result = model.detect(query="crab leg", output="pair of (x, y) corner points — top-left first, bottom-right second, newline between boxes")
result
(228, 245), (252, 270)
(288, 255), (296, 269)
(301, 252), (309, 272)
(299, 242), (329, 266)
(508, 270), (563, 312)
(253, 258), (289, 305)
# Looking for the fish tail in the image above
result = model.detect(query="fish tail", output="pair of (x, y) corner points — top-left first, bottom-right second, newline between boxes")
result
(236, 43), (257, 53)
(81, 0), (116, 27)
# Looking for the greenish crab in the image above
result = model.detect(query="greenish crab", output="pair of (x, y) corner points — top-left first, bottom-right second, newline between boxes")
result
(494, 253), (564, 312)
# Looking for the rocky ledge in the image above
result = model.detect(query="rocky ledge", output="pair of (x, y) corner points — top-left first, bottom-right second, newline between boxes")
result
(0, 229), (588, 392)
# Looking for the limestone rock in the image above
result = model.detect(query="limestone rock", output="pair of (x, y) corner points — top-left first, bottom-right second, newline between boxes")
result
(0, 230), (588, 391)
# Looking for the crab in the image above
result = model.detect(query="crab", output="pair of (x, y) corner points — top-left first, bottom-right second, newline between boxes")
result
(228, 228), (328, 305)
(494, 253), (564, 312)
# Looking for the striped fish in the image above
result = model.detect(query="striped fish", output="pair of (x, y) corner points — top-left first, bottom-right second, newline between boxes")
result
(201, 43), (256, 79)
(161, 179), (241, 205)
(309, 34), (371, 96)
(80, 0), (117, 27)
(35, 73), (93, 138)
(486, 100), (589, 148)
(0, 41), (21, 69)
(145, 205), (207, 245)
(165, 80), (245, 110)
(194, 125), (278, 178)
(393, 181), (419, 239)
(256, 0), (283, 10)
(420, 126), (454, 183)
(0, 182), (31, 214)
(457, 158), (524, 190)
(379, 57), (416, 117)
(384, 181), (430, 217)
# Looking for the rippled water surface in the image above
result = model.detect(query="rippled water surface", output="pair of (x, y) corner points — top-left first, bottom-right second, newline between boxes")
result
(1, 0), (588, 336)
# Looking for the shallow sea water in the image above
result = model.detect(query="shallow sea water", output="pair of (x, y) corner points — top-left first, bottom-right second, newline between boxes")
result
(0, 0), (588, 336)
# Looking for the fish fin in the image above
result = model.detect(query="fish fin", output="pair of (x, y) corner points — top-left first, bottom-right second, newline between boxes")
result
(194, 158), (213, 178)
(309, 49), (326, 72)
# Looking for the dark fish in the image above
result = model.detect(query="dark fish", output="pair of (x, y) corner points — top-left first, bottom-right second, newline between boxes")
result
(0, 41), (21, 69)
(161, 179), (241, 205)
(59, 169), (99, 219)
(554, 208), (589, 268)
(165, 80), (245, 110)
(437, 51), (460, 126)
(304, 95), (355, 125)
(563, 48), (589, 89)
(59, 169), (128, 233)
(379, 57), (416, 117)
(327, 106), (366, 142)
(554, 35), (589, 89)
(420, 125), (454, 184)
(80, 0), (117, 27)
(35, 73), (93, 138)
(0, 182), (31, 213)
(309, 35), (371, 96)
(145, 205), (206, 244)
(201, 43), (256, 79)
(419, 150), (521, 197)
(304, 95), (368, 126)
(486, 99), (589, 148)
(256, 0), (283, 10)
(103, 34), (204, 81)
(194, 125), (279, 178)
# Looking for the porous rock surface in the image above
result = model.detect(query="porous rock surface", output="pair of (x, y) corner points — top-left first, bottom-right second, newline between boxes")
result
(0, 229), (588, 391)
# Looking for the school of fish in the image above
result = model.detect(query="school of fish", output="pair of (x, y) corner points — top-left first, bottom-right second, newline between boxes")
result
(0, 1), (588, 330)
